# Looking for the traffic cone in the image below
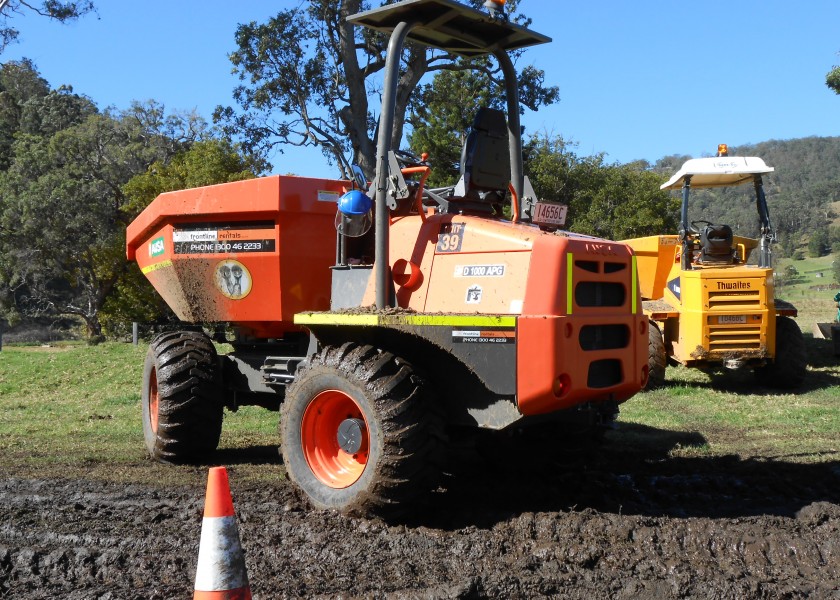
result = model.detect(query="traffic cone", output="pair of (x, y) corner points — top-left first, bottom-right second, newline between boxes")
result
(194, 467), (252, 600)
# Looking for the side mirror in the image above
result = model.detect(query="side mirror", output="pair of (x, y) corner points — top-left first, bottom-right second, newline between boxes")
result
(351, 164), (368, 192)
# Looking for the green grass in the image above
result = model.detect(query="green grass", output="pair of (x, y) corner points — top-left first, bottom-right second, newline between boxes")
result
(776, 253), (838, 332)
(609, 280), (840, 463)
(0, 338), (838, 487)
(0, 342), (282, 486)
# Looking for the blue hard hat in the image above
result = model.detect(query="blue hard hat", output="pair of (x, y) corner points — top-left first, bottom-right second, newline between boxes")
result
(337, 190), (373, 216)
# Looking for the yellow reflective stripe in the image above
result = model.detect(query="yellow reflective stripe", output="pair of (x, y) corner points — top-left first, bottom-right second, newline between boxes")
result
(294, 313), (381, 326)
(141, 260), (172, 274)
(294, 312), (517, 328)
(631, 255), (638, 313)
(566, 252), (574, 315)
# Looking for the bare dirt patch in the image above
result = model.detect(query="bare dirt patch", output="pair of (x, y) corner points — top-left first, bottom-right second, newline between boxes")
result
(2, 426), (839, 599)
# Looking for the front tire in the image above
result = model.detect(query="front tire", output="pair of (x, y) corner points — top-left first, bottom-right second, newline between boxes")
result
(142, 331), (223, 463)
(755, 316), (806, 389)
(280, 343), (444, 516)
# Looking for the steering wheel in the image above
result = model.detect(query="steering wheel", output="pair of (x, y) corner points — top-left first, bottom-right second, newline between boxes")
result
(393, 149), (426, 168)
(689, 219), (714, 234)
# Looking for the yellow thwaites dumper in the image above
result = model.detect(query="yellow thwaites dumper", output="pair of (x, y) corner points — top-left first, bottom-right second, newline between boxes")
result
(623, 146), (806, 389)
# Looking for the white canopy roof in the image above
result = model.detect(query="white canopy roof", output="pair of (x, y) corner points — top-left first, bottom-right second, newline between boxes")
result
(660, 156), (774, 190)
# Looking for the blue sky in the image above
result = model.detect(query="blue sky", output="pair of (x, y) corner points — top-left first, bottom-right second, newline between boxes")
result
(4, 0), (840, 177)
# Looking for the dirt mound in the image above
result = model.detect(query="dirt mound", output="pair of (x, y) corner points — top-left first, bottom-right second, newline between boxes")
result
(2, 433), (839, 598)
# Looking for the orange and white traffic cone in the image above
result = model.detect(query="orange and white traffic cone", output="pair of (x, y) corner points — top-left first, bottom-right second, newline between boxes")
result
(194, 466), (252, 600)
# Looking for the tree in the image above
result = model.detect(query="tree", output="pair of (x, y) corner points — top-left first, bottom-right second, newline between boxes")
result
(830, 225), (840, 254)
(0, 1), (95, 54)
(784, 264), (799, 280)
(827, 65), (840, 95)
(575, 164), (680, 240)
(407, 62), (498, 186)
(808, 228), (831, 258)
(0, 59), (83, 169)
(214, 0), (558, 179)
(0, 92), (209, 339)
(521, 134), (679, 240)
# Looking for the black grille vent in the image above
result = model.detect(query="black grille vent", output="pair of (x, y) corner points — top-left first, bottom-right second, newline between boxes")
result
(575, 282), (625, 307)
(587, 359), (623, 389)
(575, 260), (599, 273)
(579, 325), (629, 351)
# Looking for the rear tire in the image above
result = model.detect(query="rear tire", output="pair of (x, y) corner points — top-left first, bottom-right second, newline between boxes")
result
(142, 331), (223, 463)
(646, 321), (667, 390)
(280, 343), (444, 516)
(755, 316), (806, 389)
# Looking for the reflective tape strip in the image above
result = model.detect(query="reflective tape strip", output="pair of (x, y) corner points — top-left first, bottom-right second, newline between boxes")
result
(296, 313), (380, 326)
(141, 259), (172, 274)
(294, 312), (517, 328)
(193, 589), (251, 600)
(566, 253), (574, 315)
(194, 516), (249, 592)
(631, 255), (638, 314)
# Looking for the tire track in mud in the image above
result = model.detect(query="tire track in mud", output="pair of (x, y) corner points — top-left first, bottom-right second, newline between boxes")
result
(1, 471), (839, 599)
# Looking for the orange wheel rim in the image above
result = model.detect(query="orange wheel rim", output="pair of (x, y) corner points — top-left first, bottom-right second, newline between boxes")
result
(149, 368), (159, 433)
(301, 390), (369, 489)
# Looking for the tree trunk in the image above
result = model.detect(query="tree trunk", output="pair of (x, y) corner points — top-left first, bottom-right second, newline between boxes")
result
(83, 314), (103, 342)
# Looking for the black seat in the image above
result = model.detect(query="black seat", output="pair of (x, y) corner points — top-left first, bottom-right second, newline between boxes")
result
(699, 224), (734, 264)
(457, 107), (510, 202)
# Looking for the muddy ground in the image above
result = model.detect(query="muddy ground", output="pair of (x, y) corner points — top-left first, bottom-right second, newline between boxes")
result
(1, 427), (839, 599)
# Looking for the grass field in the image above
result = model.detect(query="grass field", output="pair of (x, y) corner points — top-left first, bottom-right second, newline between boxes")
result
(0, 342), (280, 486)
(0, 318), (838, 487)
(776, 252), (839, 332)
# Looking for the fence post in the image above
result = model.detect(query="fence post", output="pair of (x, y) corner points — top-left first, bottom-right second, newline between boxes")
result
(132, 322), (139, 346)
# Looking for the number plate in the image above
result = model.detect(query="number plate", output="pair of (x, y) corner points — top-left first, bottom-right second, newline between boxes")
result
(533, 201), (567, 227)
(718, 315), (747, 324)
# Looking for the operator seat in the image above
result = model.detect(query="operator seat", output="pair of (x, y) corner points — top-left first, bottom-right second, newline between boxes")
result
(452, 107), (510, 205)
(698, 223), (735, 264)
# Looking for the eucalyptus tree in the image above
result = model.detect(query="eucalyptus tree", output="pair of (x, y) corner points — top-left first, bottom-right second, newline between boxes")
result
(214, 0), (558, 179)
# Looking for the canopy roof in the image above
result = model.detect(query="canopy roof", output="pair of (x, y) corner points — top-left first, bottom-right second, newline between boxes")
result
(347, 0), (550, 58)
(661, 156), (775, 190)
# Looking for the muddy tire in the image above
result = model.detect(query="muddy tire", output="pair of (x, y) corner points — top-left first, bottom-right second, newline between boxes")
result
(280, 343), (444, 516)
(142, 331), (223, 463)
(755, 316), (806, 389)
(645, 321), (667, 390)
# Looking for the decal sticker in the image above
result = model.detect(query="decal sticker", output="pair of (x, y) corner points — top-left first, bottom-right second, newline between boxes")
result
(714, 160), (739, 170)
(465, 285), (483, 304)
(455, 264), (506, 277)
(452, 329), (515, 344)
(214, 260), (252, 300)
(149, 236), (165, 257)
(716, 280), (752, 291)
(317, 190), (340, 203)
(173, 225), (276, 255)
(437, 222), (465, 253)
(667, 276), (681, 300)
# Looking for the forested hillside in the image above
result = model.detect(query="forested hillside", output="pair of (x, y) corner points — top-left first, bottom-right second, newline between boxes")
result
(649, 136), (840, 256)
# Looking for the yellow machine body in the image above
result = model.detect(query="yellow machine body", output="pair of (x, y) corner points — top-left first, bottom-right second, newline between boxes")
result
(625, 234), (781, 368)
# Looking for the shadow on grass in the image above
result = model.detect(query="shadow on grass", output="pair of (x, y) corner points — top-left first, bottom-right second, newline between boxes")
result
(655, 335), (840, 394)
(411, 422), (840, 529)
